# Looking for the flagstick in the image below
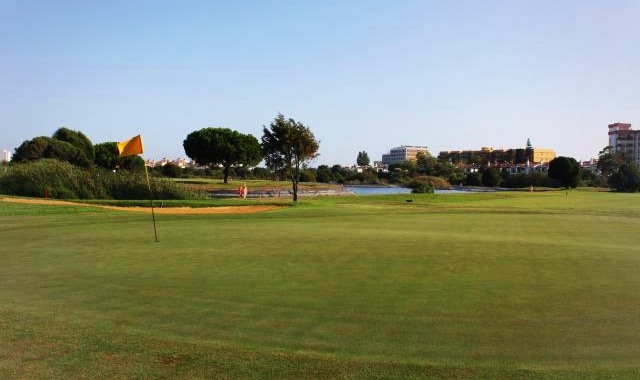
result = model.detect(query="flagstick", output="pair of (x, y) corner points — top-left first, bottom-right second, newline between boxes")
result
(144, 164), (160, 243)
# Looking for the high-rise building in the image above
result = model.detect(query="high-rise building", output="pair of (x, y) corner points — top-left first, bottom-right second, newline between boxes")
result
(608, 122), (640, 164)
(1, 149), (11, 162)
(381, 145), (430, 166)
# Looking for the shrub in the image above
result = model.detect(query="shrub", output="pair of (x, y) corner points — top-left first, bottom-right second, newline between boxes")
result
(0, 159), (104, 199)
(345, 169), (379, 185)
(409, 181), (434, 194)
(0, 160), (197, 200)
(448, 172), (465, 185)
(161, 162), (182, 178)
(500, 173), (558, 188)
(465, 172), (482, 186)
(100, 171), (195, 200)
(481, 168), (502, 187)
(407, 176), (451, 192)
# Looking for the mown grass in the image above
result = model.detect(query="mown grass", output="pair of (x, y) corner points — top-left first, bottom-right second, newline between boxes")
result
(70, 198), (291, 208)
(1, 191), (639, 379)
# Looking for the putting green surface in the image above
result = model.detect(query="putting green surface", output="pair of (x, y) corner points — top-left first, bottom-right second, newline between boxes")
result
(1, 191), (639, 379)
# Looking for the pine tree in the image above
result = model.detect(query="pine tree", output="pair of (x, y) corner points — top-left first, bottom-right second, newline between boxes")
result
(357, 151), (370, 166)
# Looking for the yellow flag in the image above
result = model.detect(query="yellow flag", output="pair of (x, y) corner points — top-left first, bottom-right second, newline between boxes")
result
(117, 135), (144, 157)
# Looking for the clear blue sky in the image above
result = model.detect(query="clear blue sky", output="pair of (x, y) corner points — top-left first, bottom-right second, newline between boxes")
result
(2, 0), (639, 165)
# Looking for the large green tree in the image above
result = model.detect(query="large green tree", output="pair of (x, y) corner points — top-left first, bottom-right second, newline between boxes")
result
(548, 156), (581, 188)
(415, 151), (436, 175)
(52, 127), (95, 163)
(596, 146), (622, 182)
(183, 128), (262, 184)
(261, 114), (320, 201)
(13, 136), (92, 167)
(609, 163), (640, 192)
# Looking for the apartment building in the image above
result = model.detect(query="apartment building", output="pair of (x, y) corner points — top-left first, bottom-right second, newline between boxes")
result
(608, 122), (640, 164)
(438, 146), (556, 165)
(381, 146), (430, 165)
(532, 148), (556, 163)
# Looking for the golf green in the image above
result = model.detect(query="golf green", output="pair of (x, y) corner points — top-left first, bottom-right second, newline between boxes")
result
(1, 191), (639, 379)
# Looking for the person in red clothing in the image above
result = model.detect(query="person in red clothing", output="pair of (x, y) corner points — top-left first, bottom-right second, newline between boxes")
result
(239, 184), (248, 199)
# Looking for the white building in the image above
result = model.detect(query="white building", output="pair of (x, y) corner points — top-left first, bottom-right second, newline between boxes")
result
(381, 145), (430, 166)
(2, 149), (11, 162)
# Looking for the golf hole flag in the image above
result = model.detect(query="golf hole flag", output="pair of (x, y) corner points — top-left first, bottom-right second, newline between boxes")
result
(116, 134), (159, 242)
(117, 135), (144, 157)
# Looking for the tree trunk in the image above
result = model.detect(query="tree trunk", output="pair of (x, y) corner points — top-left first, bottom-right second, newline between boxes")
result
(292, 179), (298, 201)
(291, 162), (299, 202)
(223, 166), (229, 184)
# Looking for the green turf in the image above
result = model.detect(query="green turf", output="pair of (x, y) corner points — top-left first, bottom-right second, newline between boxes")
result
(70, 198), (290, 208)
(1, 191), (639, 379)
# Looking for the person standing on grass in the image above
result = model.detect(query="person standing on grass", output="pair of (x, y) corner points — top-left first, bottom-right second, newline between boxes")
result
(242, 184), (248, 199)
(238, 184), (245, 199)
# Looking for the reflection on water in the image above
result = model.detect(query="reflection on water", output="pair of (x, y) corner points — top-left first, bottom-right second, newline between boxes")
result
(344, 186), (412, 195)
(344, 186), (469, 195)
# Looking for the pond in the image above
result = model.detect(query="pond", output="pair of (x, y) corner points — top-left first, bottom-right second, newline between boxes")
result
(343, 186), (478, 195)
(343, 186), (412, 195)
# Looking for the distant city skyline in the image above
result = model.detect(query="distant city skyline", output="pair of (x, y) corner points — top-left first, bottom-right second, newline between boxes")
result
(2, 1), (639, 166)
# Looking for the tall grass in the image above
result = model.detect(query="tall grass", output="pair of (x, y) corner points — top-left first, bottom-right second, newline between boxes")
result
(0, 159), (200, 199)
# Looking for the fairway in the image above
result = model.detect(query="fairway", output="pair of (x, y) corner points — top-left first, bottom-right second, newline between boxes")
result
(1, 191), (639, 379)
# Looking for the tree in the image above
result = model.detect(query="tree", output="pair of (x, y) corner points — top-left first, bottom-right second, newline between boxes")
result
(13, 136), (92, 167)
(162, 162), (182, 178)
(183, 128), (261, 183)
(94, 142), (144, 172)
(597, 146), (622, 182)
(609, 163), (640, 192)
(356, 151), (370, 166)
(525, 138), (533, 162)
(251, 167), (272, 179)
(548, 156), (580, 188)
(52, 127), (95, 163)
(481, 167), (502, 187)
(468, 153), (483, 165)
(94, 142), (119, 170)
(416, 151), (437, 175)
(465, 172), (482, 186)
(261, 114), (320, 201)
(299, 168), (317, 183)
(316, 165), (333, 183)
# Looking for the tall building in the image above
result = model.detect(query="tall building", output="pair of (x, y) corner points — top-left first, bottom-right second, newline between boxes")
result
(1, 149), (11, 162)
(381, 145), (430, 166)
(608, 122), (640, 164)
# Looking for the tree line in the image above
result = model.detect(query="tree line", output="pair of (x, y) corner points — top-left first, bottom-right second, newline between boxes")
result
(4, 114), (640, 197)
(4, 114), (322, 201)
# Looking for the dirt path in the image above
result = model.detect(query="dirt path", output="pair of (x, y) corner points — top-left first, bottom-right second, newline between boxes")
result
(1, 197), (282, 214)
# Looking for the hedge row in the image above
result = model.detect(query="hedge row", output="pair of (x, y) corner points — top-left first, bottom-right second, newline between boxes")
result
(0, 159), (199, 200)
